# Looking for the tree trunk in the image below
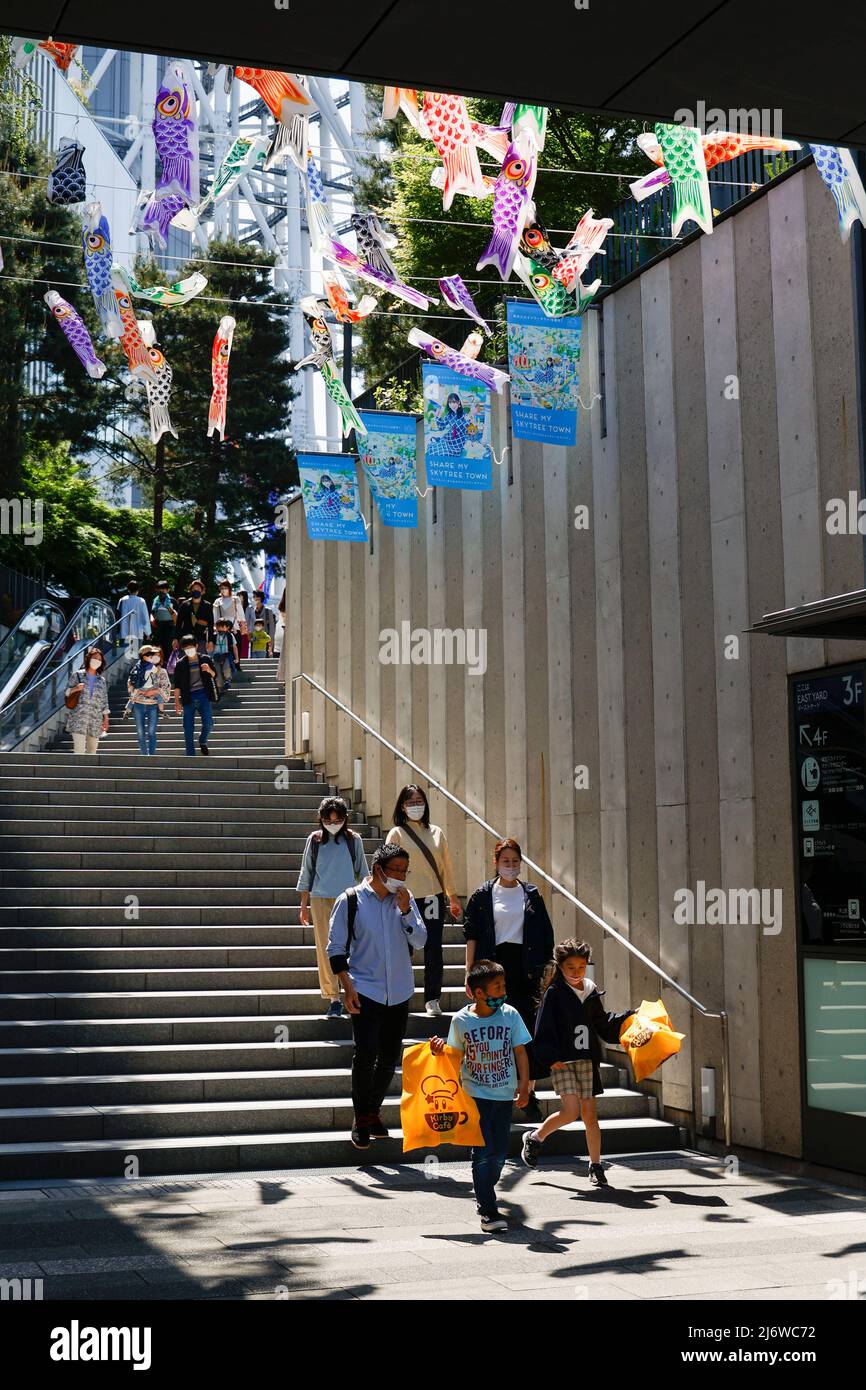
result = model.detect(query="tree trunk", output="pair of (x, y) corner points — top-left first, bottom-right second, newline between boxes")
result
(149, 437), (166, 592)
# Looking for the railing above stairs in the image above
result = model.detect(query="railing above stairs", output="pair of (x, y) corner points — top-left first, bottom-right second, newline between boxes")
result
(292, 670), (732, 1148)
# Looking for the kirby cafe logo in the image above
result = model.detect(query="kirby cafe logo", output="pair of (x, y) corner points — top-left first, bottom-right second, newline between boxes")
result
(50, 1320), (152, 1371)
(422, 1074), (471, 1134)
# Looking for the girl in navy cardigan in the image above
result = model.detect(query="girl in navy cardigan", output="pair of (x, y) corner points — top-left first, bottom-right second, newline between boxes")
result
(521, 939), (635, 1187)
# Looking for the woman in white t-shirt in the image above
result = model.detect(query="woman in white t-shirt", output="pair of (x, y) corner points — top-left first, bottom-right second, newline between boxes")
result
(463, 837), (554, 1124)
(212, 579), (247, 669)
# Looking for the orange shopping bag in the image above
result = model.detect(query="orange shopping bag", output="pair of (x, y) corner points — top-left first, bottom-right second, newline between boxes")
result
(620, 998), (686, 1083)
(400, 1041), (485, 1152)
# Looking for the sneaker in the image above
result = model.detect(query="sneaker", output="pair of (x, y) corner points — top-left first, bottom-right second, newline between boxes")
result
(480, 1214), (508, 1233)
(520, 1095), (543, 1124)
(368, 1112), (389, 1139)
(425, 1000), (442, 1017)
(326, 1000), (344, 1019)
(521, 1129), (543, 1169)
(200, 745), (210, 756)
(351, 1117), (370, 1150)
(588, 1162), (609, 1188)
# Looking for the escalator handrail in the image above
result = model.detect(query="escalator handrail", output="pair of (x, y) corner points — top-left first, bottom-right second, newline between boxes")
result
(0, 610), (128, 748)
(0, 599), (67, 676)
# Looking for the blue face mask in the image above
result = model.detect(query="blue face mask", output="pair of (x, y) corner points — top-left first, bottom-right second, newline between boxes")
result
(484, 994), (506, 1012)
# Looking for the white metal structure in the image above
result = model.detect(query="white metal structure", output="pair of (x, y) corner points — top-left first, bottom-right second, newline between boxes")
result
(32, 45), (378, 453)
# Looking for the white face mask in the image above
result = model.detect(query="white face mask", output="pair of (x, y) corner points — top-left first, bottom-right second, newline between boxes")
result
(324, 821), (345, 836)
(497, 863), (521, 882)
(405, 805), (425, 822)
(383, 876), (405, 895)
(87, 660), (101, 672)
(184, 647), (197, 658)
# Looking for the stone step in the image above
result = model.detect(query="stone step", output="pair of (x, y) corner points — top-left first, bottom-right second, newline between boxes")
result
(0, 766), (322, 787)
(0, 906), (308, 925)
(0, 887), (305, 907)
(0, 922), (446, 950)
(0, 990), (464, 1022)
(0, 1087), (649, 1144)
(0, 857), (365, 877)
(0, 1117), (679, 1179)
(0, 1059), (621, 1107)
(0, 1035), (437, 1077)
(0, 789), (332, 810)
(0, 943), (465, 970)
(0, 962), (467, 993)
(0, 806), (364, 822)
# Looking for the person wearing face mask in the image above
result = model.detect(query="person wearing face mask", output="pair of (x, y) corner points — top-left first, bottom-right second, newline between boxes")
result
(175, 580), (215, 653)
(65, 646), (110, 754)
(127, 644), (172, 756)
(462, 837), (554, 1125)
(385, 784), (462, 1018)
(172, 634), (218, 756)
(149, 580), (177, 662)
(251, 590), (277, 649)
(521, 939), (636, 1187)
(212, 579), (246, 668)
(297, 796), (369, 1019)
(430, 959), (531, 1232)
(327, 843), (427, 1149)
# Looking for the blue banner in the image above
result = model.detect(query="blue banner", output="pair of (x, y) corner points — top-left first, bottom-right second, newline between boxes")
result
(297, 454), (367, 542)
(357, 411), (419, 528)
(422, 362), (492, 491)
(506, 299), (583, 445)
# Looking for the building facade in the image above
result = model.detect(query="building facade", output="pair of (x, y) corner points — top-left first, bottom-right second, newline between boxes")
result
(284, 158), (866, 1174)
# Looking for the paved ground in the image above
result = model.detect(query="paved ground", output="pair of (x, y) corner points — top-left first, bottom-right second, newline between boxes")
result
(2, 1149), (865, 1301)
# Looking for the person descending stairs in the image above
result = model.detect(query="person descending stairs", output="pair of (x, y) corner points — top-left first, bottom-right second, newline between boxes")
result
(0, 659), (678, 1178)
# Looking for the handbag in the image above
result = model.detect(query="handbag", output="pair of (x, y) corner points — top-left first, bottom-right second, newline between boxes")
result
(400, 822), (447, 898)
(64, 670), (83, 711)
(400, 1042), (484, 1152)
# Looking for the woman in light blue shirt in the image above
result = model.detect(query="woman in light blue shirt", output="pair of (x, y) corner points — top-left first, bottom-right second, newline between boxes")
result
(297, 796), (368, 1019)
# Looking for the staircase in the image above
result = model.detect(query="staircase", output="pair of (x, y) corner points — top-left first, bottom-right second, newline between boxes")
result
(0, 658), (678, 1178)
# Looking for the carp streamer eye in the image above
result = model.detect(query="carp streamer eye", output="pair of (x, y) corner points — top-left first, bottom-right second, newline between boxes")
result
(505, 158), (528, 181)
(86, 233), (105, 252)
(432, 341), (446, 356)
(524, 228), (543, 248)
(118, 294), (131, 309)
(149, 349), (164, 366)
(158, 91), (181, 117)
(532, 274), (551, 291)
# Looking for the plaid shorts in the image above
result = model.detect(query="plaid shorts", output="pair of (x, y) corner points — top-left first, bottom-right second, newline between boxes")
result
(550, 1059), (594, 1099)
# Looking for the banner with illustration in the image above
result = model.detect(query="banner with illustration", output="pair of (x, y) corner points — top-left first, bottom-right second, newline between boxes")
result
(506, 299), (583, 445)
(297, 453), (367, 542)
(357, 410), (419, 528)
(422, 362), (492, 491)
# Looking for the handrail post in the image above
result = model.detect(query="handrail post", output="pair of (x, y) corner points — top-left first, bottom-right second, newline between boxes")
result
(720, 1009), (732, 1151)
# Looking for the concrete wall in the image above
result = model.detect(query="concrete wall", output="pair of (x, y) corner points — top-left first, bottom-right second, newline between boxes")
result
(285, 162), (864, 1159)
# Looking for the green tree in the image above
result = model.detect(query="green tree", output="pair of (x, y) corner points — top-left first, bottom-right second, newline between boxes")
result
(0, 126), (106, 490)
(355, 90), (647, 389)
(98, 240), (296, 589)
(1, 438), (198, 597)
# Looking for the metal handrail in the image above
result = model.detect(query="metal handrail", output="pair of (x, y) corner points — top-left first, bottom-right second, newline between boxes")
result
(296, 669), (732, 1149)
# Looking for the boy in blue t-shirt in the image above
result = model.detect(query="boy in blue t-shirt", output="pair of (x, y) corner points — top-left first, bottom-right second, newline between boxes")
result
(430, 959), (530, 1233)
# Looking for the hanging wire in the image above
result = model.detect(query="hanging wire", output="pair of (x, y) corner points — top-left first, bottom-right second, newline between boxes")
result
(0, 270), (544, 321)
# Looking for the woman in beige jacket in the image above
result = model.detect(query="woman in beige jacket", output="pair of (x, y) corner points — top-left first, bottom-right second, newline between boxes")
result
(386, 784), (462, 1017)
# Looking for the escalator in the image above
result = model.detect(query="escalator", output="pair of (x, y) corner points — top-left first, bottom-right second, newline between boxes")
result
(0, 598), (125, 751)
(0, 600), (67, 709)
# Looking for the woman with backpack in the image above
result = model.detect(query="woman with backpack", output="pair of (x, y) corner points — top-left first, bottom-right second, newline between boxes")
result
(385, 784), (462, 1018)
(127, 643), (172, 756)
(297, 796), (369, 1018)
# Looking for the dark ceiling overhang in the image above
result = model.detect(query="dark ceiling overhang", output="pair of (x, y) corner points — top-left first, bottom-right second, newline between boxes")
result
(4, 2), (866, 148)
(751, 591), (866, 641)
